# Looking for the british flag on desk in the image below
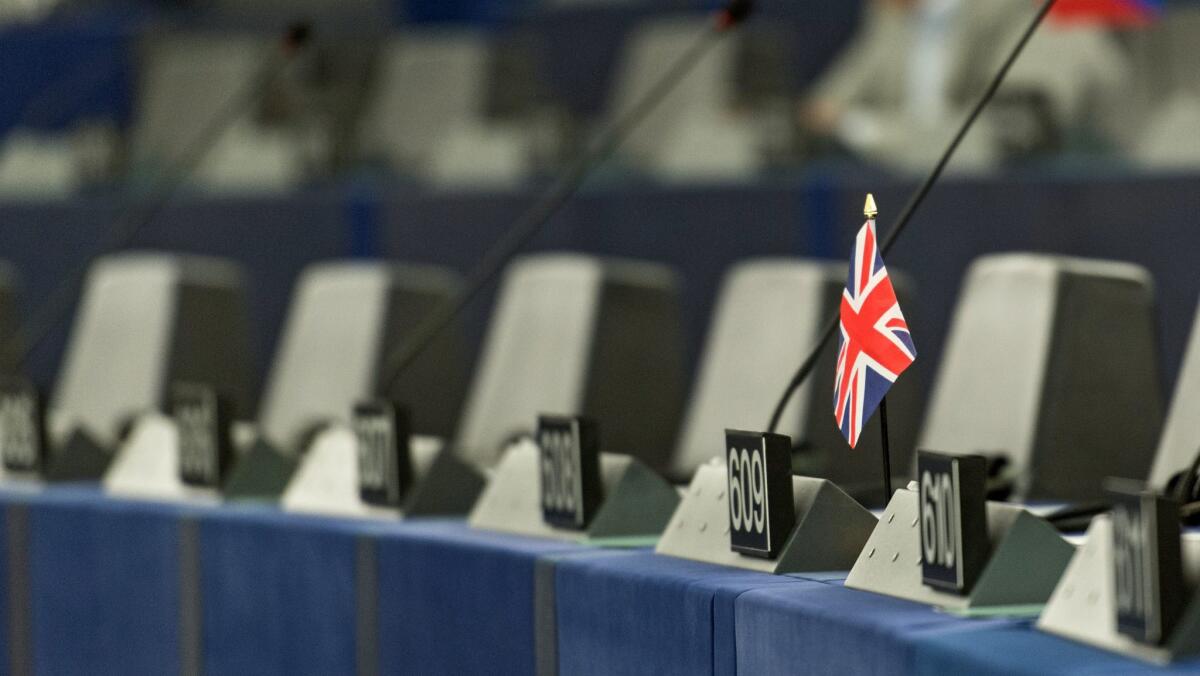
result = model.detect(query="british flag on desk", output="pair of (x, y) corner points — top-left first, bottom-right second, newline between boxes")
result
(833, 195), (916, 448)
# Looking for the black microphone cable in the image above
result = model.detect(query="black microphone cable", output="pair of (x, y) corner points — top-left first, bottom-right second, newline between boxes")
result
(376, 0), (754, 391)
(765, 0), (1057, 433)
(2, 21), (313, 369)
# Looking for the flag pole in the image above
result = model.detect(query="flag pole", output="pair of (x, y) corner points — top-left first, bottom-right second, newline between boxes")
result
(880, 397), (893, 505)
(865, 193), (893, 505)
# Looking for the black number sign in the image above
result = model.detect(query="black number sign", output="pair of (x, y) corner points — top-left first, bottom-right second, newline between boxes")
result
(726, 430), (795, 559)
(1113, 489), (1184, 645)
(354, 400), (412, 507)
(918, 451), (988, 594)
(172, 382), (233, 487)
(538, 415), (601, 530)
(0, 378), (45, 473)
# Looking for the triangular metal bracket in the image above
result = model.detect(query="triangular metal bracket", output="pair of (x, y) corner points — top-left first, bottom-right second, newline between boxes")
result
(280, 425), (484, 519)
(1037, 515), (1200, 664)
(104, 413), (220, 503)
(467, 440), (679, 542)
(845, 485), (1074, 609)
(654, 461), (877, 574)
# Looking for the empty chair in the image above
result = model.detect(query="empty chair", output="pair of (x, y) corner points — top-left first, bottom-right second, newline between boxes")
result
(131, 33), (304, 192)
(998, 23), (1131, 154)
(1149, 4), (1200, 100)
(669, 259), (921, 488)
(454, 253), (685, 473)
(356, 31), (535, 187)
(226, 261), (469, 499)
(50, 252), (252, 456)
(919, 254), (1163, 501)
(604, 15), (761, 181)
(1109, 4), (1200, 164)
(1134, 91), (1200, 170)
(257, 261), (469, 452)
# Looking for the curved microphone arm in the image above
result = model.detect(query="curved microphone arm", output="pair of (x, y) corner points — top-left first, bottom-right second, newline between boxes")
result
(378, 1), (754, 390)
(765, 0), (1058, 433)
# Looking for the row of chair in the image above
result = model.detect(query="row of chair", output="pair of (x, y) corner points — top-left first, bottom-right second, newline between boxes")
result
(10, 3), (1200, 197)
(5, 247), (1191, 502)
(0, 16), (785, 196)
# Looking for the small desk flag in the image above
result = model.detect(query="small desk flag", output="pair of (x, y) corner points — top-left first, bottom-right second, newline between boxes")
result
(833, 215), (916, 448)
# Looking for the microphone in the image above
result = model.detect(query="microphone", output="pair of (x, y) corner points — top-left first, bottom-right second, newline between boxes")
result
(2, 21), (313, 371)
(764, 0), (1059, 433)
(376, 0), (754, 391)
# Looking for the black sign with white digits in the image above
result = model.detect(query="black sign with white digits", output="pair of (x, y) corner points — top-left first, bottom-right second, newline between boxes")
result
(918, 451), (988, 594)
(172, 382), (233, 487)
(538, 415), (601, 530)
(354, 400), (412, 507)
(726, 430), (795, 559)
(0, 378), (45, 473)
(1113, 489), (1184, 645)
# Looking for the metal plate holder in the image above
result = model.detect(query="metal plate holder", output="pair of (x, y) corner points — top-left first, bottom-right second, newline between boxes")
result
(467, 440), (679, 542)
(281, 425), (484, 519)
(1037, 515), (1200, 664)
(654, 460), (877, 574)
(104, 413), (220, 503)
(845, 484), (1074, 609)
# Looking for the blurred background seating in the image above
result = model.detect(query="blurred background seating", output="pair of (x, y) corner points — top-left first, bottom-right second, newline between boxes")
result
(1, 0), (1199, 434)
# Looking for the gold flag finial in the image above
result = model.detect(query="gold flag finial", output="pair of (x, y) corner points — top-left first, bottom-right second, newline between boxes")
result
(864, 193), (878, 219)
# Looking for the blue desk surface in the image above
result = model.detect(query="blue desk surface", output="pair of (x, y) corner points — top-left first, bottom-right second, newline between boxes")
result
(0, 486), (201, 675)
(371, 519), (586, 676)
(554, 550), (818, 676)
(912, 624), (1200, 675)
(3, 486), (1200, 674)
(197, 503), (376, 676)
(735, 577), (1023, 676)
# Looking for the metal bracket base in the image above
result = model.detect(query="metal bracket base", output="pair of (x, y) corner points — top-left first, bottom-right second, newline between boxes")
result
(103, 413), (220, 503)
(655, 461), (877, 574)
(1037, 515), (1200, 664)
(468, 440), (679, 542)
(281, 425), (484, 518)
(845, 485), (1074, 609)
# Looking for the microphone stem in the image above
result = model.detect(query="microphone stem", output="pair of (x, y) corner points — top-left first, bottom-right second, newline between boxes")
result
(766, 0), (1057, 433)
(380, 19), (731, 389)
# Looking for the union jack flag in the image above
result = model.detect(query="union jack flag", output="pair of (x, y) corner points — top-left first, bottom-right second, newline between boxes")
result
(833, 217), (916, 448)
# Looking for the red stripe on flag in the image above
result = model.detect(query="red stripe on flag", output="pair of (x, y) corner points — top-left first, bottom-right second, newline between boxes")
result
(859, 222), (875, 294)
(1049, 0), (1155, 27)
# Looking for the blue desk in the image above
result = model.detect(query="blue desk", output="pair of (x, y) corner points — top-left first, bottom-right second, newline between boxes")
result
(734, 577), (1023, 676)
(197, 504), (377, 676)
(0, 489), (15, 672)
(0, 486), (196, 675)
(912, 624), (1200, 675)
(372, 520), (586, 676)
(554, 551), (818, 676)
(5, 486), (1200, 674)
(195, 507), (603, 676)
